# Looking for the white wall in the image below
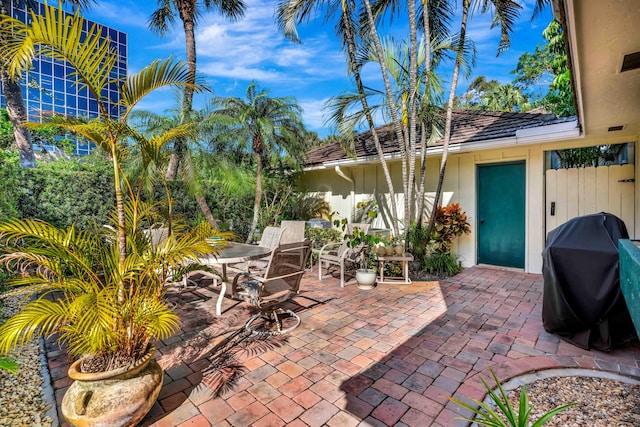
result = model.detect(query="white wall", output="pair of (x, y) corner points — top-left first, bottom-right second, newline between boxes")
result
(302, 132), (639, 274)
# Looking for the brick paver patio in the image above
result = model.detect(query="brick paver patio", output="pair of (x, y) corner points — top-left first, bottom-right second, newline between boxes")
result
(47, 266), (640, 426)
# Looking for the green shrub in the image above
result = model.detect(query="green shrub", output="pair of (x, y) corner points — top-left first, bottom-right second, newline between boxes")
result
(305, 227), (342, 250)
(0, 150), (20, 222)
(424, 252), (463, 278)
(12, 157), (115, 229)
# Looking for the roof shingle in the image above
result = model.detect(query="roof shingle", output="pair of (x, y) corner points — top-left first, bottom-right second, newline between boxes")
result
(305, 110), (572, 168)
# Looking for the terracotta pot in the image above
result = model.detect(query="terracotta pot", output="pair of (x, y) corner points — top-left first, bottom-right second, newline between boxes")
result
(62, 345), (163, 427)
(394, 245), (404, 256)
(385, 246), (395, 255)
(356, 269), (377, 290)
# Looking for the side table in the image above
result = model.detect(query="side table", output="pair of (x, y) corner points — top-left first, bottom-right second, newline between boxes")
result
(376, 253), (414, 285)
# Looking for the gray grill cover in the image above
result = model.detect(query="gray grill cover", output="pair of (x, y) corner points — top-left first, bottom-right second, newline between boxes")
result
(542, 212), (635, 351)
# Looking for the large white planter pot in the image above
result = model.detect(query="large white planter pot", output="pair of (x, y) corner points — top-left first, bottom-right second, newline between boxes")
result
(356, 269), (377, 290)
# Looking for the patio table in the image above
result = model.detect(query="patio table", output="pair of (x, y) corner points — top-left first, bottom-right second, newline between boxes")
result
(198, 242), (271, 315)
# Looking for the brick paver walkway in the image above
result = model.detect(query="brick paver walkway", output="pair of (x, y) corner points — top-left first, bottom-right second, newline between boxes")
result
(47, 266), (640, 426)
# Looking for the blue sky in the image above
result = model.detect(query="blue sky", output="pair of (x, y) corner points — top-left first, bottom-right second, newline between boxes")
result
(83, 0), (553, 138)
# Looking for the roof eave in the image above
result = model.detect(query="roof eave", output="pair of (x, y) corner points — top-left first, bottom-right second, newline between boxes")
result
(304, 120), (581, 171)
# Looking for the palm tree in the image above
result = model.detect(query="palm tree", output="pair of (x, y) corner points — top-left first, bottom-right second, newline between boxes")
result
(213, 82), (307, 242)
(325, 36), (454, 225)
(0, 0), (95, 168)
(148, 0), (246, 180)
(0, 4), (229, 362)
(277, 0), (403, 238)
(481, 82), (530, 112)
(426, 0), (524, 237)
(130, 98), (221, 229)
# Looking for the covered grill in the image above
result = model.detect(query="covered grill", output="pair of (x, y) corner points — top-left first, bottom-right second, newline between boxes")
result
(542, 212), (636, 351)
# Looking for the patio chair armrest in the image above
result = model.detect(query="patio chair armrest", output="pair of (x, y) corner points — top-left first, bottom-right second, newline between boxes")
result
(318, 242), (342, 257)
(232, 271), (267, 296)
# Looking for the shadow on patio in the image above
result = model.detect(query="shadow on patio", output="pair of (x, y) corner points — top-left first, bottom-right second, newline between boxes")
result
(48, 266), (640, 427)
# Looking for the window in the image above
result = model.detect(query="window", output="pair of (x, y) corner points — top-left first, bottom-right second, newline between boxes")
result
(54, 64), (64, 78)
(546, 143), (635, 169)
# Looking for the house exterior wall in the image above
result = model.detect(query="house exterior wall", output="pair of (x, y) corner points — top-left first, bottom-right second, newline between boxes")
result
(302, 131), (639, 274)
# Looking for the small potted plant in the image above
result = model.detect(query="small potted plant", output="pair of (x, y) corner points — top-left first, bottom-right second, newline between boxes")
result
(343, 228), (380, 289)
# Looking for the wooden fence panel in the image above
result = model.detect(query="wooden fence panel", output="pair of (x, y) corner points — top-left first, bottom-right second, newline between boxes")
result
(546, 164), (635, 236)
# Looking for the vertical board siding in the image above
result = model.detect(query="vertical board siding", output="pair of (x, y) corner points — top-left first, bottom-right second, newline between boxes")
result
(546, 164), (635, 237)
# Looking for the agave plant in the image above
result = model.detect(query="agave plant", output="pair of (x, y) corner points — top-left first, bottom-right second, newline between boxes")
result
(0, 2), (230, 367)
(450, 369), (577, 427)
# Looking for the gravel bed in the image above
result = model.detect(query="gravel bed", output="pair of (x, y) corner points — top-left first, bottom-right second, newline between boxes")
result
(503, 375), (640, 426)
(0, 297), (54, 427)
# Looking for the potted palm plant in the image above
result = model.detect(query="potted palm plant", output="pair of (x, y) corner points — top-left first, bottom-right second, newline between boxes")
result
(0, 4), (230, 426)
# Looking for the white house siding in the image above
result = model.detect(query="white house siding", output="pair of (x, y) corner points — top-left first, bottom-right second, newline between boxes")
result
(301, 132), (639, 274)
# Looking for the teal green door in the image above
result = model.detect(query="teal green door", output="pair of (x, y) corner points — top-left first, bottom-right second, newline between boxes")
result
(477, 162), (525, 268)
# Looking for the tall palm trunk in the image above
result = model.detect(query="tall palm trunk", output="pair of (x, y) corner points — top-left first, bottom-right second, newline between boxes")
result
(0, 72), (35, 167)
(166, 2), (197, 180)
(112, 144), (127, 304)
(248, 149), (263, 243)
(181, 153), (219, 229)
(0, 0), (35, 168)
(362, 0), (409, 237)
(165, 1), (219, 229)
(416, 0), (433, 224)
(341, 0), (400, 237)
(406, 0), (419, 241)
(426, 0), (469, 237)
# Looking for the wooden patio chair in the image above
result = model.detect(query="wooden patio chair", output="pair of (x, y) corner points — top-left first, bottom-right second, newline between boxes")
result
(317, 223), (370, 287)
(231, 240), (312, 334)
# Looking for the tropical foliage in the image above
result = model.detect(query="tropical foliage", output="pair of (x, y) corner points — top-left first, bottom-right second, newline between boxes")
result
(148, 0), (246, 179)
(514, 19), (574, 117)
(0, 355), (18, 373)
(428, 203), (471, 254)
(455, 76), (531, 112)
(277, 0), (539, 243)
(213, 81), (308, 242)
(0, 2), (230, 367)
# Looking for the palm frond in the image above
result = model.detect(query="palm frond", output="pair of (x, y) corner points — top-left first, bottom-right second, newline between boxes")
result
(0, 299), (70, 353)
(120, 58), (209, 114)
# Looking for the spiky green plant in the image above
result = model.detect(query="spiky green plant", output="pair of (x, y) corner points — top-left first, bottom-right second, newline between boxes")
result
(0, 356), (18, 374)
(450, 369), (577, 427)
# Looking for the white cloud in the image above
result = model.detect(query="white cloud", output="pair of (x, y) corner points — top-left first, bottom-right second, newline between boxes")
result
(299, 98), (330, 129)
(90, 1), (150, 29)
(178, 0), (345, 83)
(199, 62), (282, 81)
